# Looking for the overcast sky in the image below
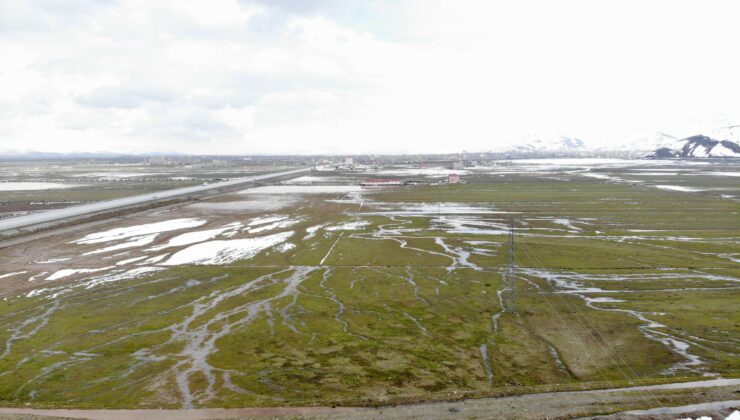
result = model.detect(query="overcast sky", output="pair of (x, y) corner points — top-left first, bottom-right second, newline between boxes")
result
(1, 0), (739, 155)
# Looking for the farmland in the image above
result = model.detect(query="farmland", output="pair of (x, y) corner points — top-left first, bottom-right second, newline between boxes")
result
(0, 159), (737, 415)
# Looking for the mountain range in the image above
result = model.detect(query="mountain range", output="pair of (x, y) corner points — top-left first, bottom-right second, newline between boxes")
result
(644, 125), (740, 158)
(646, 135), (740, 158)
(2, 126), (739, 158)
(485, 125), (740, 158)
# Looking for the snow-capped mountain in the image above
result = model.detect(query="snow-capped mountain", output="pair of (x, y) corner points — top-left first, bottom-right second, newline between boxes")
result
(484, 130), (681, 156)
(481, 134), (589, 155)
(601, 130), (677, 153)
(511, 134), (586, 153)
(487, 126), (740, 158)
(647, 135), (740, 158)
(709, 125), (740, 142)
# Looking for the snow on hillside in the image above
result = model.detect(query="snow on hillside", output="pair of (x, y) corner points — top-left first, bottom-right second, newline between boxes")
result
(513, 134), (585, 152)
(605, 130), (677, 153)
(709, 125), (740, 142)
(647, 135), (740, 158)
(484, 130), (679, 155)
(482, 133), (588, 154)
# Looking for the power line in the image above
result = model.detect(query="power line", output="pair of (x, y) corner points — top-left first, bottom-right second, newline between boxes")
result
(515, 237), (666, 409)
(502, 217), (517, 313)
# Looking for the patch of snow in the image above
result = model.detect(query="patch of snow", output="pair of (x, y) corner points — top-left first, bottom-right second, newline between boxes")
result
(655, 185), (705, 193)
(465, 240), (501, 246)
(35, 257), (72, 264)
(162, 231), (294, 265)
(0, 271), (28, 280)
(326, 220), (370, 231)
(83, 233), (159, 255)
(582, 173), (624, 182)
(246, 218), (300, 234)
(304, 223), (327, 239)
(72, 218), (206, 245)
(276, 243), (296, 253)
(26, 288), (50, 298)
(306, 224), (326, 234)
(116, 256), (149, 266)
(434, 216), (510, 235)
(148, 223), (242, 251)
(248, 216), (288, 226)
(83, 267), (165, 289)
(586, 297), (625, 303)
(693, 171), (740, 177)
(73, 172), (163, 179)
(28, 272), (49, 282)
(709, 143), (739, 157)
(716, 254), (740, 264)
(139, 254), (169, 265)
(46, 267), (115, 281)
(0, 182), (88, 191)
(552, 218), (581, 231)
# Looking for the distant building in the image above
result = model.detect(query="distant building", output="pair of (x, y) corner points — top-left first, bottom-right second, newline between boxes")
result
(344, 157), (354, 166)
(448, 174), (461, 184)
(451, 161), (464, 170)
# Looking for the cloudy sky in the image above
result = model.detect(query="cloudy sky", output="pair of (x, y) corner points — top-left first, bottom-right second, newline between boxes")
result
(1, 0), (739, 155)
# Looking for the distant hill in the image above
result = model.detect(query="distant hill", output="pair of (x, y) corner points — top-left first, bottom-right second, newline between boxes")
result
(0, 151), (187, 161)
(647, 132), (740, 158)
(479, 134), (589, 156)
(492, 126), (740, 158)
(510, 135), (586, 153)
(482, 131), (678, 157)
(603, 130), (677, 154)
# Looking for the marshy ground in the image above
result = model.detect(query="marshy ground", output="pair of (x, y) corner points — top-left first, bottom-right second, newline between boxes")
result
(0, 159), (737, 417)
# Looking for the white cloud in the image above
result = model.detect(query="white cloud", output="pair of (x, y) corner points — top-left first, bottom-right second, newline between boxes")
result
(1, 0), (739, 154)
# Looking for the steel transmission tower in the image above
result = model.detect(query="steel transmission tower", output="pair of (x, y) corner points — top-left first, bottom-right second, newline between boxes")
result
(502, 218), (517, 313)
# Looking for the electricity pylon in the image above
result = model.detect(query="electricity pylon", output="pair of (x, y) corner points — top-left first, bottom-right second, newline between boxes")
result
(502, 218), (517, 313)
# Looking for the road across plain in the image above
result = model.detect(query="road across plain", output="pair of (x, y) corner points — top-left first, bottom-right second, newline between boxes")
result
(0, 167), (310, 234)
(0, 378), (736, 419)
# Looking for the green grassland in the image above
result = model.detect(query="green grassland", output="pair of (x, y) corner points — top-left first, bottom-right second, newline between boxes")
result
(0, 162), (737, 409)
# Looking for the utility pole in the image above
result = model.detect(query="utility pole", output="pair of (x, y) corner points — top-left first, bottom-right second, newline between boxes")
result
(502, 218), (517, 313)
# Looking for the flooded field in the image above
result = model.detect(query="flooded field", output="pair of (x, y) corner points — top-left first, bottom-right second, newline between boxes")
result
(0, 159), (737, 410)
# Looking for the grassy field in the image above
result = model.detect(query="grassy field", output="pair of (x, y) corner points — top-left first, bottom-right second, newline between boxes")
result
(0, 159), (737, 410)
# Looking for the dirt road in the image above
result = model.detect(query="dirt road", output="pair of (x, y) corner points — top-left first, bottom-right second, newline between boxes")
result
(0, 378), (737, 419)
